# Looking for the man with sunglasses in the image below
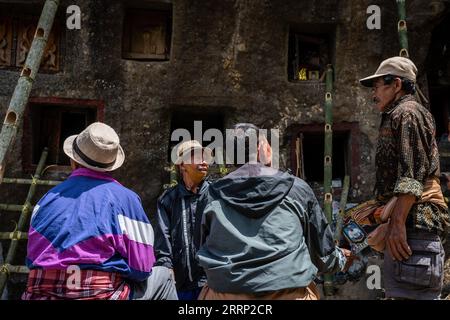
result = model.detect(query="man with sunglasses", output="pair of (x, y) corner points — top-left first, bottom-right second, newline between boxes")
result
(360, 56), (449, 299)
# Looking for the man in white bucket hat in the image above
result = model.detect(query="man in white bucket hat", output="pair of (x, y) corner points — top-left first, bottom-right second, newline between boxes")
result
(360, 57), (449, 300)
(63, 121), (125, 172)
(154, 140), (212, 300)
(23, 122), (156, 300)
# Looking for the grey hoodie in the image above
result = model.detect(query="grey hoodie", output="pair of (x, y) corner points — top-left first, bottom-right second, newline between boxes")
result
(196, 163), (345, 294)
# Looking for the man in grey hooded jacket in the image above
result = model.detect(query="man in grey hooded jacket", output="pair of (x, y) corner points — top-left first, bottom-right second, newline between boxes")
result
(196, 123), (352, 300)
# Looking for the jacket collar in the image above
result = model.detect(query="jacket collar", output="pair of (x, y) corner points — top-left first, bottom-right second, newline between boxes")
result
(178, 178), (209, 196)
(69, 168), (120, 184)
(382, 94), (415, 115)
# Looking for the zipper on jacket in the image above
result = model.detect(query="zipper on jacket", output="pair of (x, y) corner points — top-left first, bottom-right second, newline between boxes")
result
(181, 198), (193, 282)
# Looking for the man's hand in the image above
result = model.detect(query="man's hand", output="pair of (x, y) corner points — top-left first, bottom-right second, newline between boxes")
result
(385, 193), (415, 261)
(386, 220), (412, 261)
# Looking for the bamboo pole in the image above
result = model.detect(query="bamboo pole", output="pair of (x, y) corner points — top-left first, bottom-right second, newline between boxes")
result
(323, 65), (334, 296)
(0, 0), (60, 182)
(170, 165), (178, 186)
(0, 204), (29, 212)
(396, 0), (409, 58)
(1, 178), (60, 186)
(216, 148), (228, 177)
(7, 265), (29, 274)
(335, 175), (350, 243)
(395, 0), (428, 106)
(163, 165), (178, 190)
(295, 135), (305, 179)
(0, 232), (28, 240)
(0, 148), (49, 297)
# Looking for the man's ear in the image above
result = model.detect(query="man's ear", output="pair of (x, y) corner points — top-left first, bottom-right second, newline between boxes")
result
(394, 77), (403, 94)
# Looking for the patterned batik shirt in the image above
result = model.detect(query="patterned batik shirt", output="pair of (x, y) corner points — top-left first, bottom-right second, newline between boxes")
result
(375, 94), (450, 235)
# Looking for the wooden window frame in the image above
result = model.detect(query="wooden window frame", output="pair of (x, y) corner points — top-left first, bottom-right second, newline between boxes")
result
(22, 97), (105, 173)
(122, 8), (172, 61)
(289, 122), (361, 187)
(287, 28), (333, 82)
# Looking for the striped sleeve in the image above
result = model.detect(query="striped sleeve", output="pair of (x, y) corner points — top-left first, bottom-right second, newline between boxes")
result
(115, 194), (156, 282)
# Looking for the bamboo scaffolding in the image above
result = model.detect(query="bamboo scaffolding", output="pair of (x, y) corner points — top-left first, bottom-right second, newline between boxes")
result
(6, 265), (29, 274)
(323, 65), (334, 296)
(0, 204), (31, 212)
(295, 134), (305, 179)
(0, 0), (60, 181)
(395, 0), (428, 105)
(0, 148), (49, 296)
(0, 232), (28, 240)
(396, 0), (409, 58)
(1, 178), (60, 186)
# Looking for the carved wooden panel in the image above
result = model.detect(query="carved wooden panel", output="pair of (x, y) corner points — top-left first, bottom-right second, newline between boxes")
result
(15, 19), (60, 72)
(0, 17), (13, 67)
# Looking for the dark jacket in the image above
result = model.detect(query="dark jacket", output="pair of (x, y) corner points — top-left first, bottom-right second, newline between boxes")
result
(154, 180), (210, 292)
(196, 163), (345, 294)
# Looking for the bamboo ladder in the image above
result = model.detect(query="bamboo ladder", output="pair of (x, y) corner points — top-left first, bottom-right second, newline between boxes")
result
(322, 65), (335, 296)
(322, 64), (351, 295)
(0, 148), (61, 297)
(292, 64), (346, 296)
(0, 0), (61, 298)
(396, 0), (429, 105)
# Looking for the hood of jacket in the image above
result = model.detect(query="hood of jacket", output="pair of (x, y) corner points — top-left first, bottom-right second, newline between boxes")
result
(208, 163), (295, 219)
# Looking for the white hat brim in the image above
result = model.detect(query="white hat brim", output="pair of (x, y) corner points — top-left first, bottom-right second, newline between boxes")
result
(63, 135), (125, 172)
(359, 73), (390, 87)
(175, 145), (213, 165)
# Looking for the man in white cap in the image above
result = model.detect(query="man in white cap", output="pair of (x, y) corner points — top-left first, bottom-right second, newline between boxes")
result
(154, 140), (212, 300)
(22, 122), (155, 300)
(360, 57), (449, 299)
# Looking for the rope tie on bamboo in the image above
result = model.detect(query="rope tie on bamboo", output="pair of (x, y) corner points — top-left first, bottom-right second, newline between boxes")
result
(22, 203), (32, 214)
(0, 264), (10, 277)
(9, 221), (23, 240)
(30, 175), (38, 186)
(10, 231), (24, 240)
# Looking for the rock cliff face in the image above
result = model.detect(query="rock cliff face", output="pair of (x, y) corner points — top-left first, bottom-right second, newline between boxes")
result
(0, 0), (449, 299)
